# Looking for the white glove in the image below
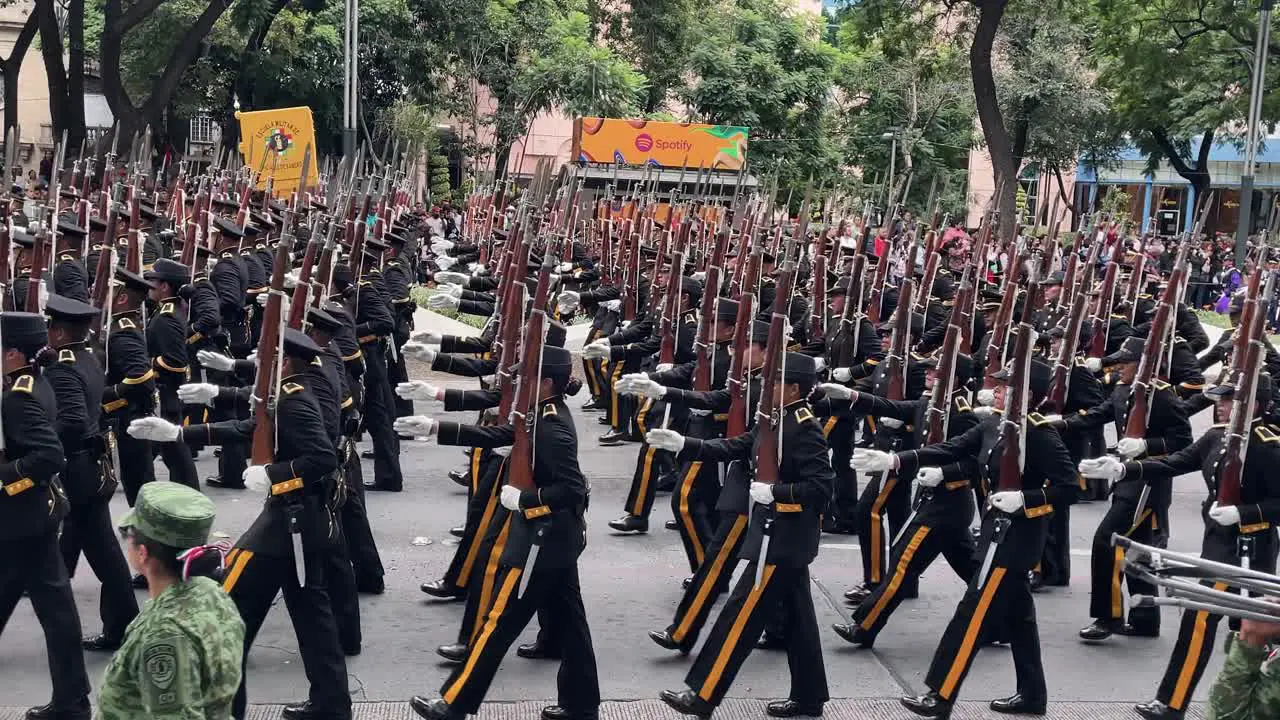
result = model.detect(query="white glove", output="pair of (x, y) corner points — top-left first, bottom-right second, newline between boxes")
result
(850, 448), (896, 472)
(990, 491), (1025, 513)
(645, 428), (686, 452)
(1085, 357), (1102, 373)
(1116, 437), (1148, 459)
(500, 485), (521, 511)
(813, 357), (827, 372)
(556, 262), (574, 273)
(916, 467), (944, 488)
(1208, 502), (1241, 527)
(197, 350), (236, 372)
(880, 417), (904, 430)
(832, 367), (852, 382)
(243, 466), (270, 494)
(435, 270), (469, 285)
(628, 377), (667, 399)
(246, 350), (258, 364)
(177, 382), (220, 407)
(817, 382), (852, 400)
(432, 239), (455, 252)
(410, 330), (443, 345)
(691, 271), (707, 283)
(602, 299), (622, 312)
(436, 256), (457, 270)
(557, 290), (581, 314)
(1037, 413), (1063, 425)
(750, 481), (775, 505)
(393, 415), (438, 437)
(582, 340), (611, 360)
(977, 388), (995, 407)
(402, 343), (437, 363)
(438, 283), (464, 298)
(467, 263), (485, 274)
(283, 270), (300, 289)
(655, 363), (674, 373)
(396, 381), (443, 402)
(1078, 456), (1125, 482)
(428, 293), (460, 310)
(127, 416), (181, 442)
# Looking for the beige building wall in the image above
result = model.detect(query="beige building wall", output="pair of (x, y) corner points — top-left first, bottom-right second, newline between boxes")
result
(0, 1), (51, 177)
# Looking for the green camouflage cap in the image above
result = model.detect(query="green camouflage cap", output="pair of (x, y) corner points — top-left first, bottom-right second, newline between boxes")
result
(118, 481), (216, 549)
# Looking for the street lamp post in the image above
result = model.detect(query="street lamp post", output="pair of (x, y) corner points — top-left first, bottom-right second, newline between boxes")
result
(342, 0), (359, 159)
(1236, 0), (1273, 265)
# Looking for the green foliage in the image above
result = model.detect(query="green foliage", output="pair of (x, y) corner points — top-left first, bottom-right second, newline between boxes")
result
(381, 100), (441, 156)
(1101, 187), (1132, 218)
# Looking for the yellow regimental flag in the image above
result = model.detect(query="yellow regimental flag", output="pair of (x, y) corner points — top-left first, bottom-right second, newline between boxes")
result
(236, 106), (320, 198)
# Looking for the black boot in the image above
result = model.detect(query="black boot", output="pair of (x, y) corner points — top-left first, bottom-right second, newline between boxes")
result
(81, 633), (122, 651)
(1078, 619), (1120, 643)
(648, 629), (688, 654)
(420, 580), (464, 600)
(205, 476), (245, 490)
(765, 700), (823, 718)
(756, 631), (786, 650)
(449, 526), (465, 538)
(410, 697), (466, 720)
(436, 643), (468, 663)
(990, 694), (1047, 715)
(659, 689), (714, 719)
(517, 639), (561, 659)
(282, 701), (341, 719)
(1134, 701), (1184, 720)
(608, 514), (648, 533)
(25, 705), (90, 720)
(448, 469), (469, 487)
(900, 692), (952, 719)
(831, 623), (873, 648)
(542, 706), (598, 720)
(843, 583), (872, 606)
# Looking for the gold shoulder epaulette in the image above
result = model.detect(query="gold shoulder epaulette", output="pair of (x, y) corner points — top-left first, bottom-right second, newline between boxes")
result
(358, 280), (372, 287)
(116, 317), (136, 330)
(542, 403), (558, 417)
(1074, 356), (1087, 367)
(282, 382), (304, 395)
(954, 396), (971, 412)
(12, 375), (33, 393)
(1028, 412), (1050, 427)
(1255, 425), (1280, 444)
(159, 301), (175, 315)
(1152, 379), (1171, 391)
(311, 357), (323, 366)
(220, 251), (234, 259)
(794, 406), (815, 423)
(58, 349), (75, 364)
(1212, 423), (1228, 428)
(58, 253), (74, 262)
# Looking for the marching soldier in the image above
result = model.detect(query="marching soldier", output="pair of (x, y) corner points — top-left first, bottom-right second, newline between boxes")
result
(0, 311), (91, 720)
(1080, 376), (1280, 720)
(102, 267), (162, 505)
(645, 353), (832, 720)
(207, 217), (251, 489)
(52, 217), (90, 303)
(129, 328), (352, 720)
(144, 258), (202, 489)
(384, 232), (417, 418)
(44, 294), (140, 652)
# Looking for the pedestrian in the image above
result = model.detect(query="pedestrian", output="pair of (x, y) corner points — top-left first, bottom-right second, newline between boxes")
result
(96, 482), (245, 720)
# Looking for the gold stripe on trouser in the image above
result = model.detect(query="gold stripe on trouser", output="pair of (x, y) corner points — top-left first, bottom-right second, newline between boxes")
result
(470, 518), (513, 643)
(940, 567), (1006, 699)
(674, 516), (747, 642)
(823, 417), (838, 438)
(445, 567), (522, 705)
(1110, 547), (1126, 619)
(698, 565), (777, 701)
(1169, 580), (1231, 709)
(861, 526), (930, 630)
(868, 476), (898, 583)
(637, 399), (653, 435)
(470, 448), (483, 494)
(632, 447), (658, 516)
(221, 550), (254, 594)
(609, 363), (625, 429)
(457, 493), (501, 590)
(678, 461), (706, 566)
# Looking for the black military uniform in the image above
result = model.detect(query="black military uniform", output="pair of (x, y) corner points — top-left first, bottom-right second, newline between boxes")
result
(52, 217), (91, 303)
(180, 244), (224, 427)
(383, 234), (417, 418)
(896, 359), (1079, 719)
(143, 258), (202, 489)
(187, 329), (350, 720)
(411, 346), (599, 720)
(103, 268), (162, 505)
(659, 353), (832, 719)
(1064, 337), (1193, 642)
(208, 218), (251, 488)
(0, 312), (91, 720)
(1124, 379), (1280, 720)
(44, 295), (139, 652)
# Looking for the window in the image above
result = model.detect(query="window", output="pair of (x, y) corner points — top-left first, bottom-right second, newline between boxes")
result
(190, 115), (217, 145)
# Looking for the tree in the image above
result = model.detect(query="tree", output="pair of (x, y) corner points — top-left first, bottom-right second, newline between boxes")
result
(1089, 0), (1280, 214)
(97, 0), (234, 150)
(37, 0), (87, 155)
(679, 0), (839, 199)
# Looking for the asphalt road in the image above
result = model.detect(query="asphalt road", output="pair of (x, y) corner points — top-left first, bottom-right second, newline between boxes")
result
(0, 314), (1225, 719)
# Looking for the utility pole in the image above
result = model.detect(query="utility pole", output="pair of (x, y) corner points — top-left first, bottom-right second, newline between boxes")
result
(343, 0), (359, 158)
(1236, 0), (1273, 265)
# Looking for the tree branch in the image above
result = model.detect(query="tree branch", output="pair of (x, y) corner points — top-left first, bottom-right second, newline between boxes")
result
(140, 0), (232, 120)
(112, 0), (166, 33)
(0, 11), (39, 75)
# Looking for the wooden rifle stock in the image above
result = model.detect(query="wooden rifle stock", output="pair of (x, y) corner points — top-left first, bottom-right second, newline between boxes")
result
(692, 225), (730, 393)
(1088, 261), (1121, 359)
(1123, 265), (1184, 441)
(885, 279), (915, 401)
(1218, 339), (1263, 506)
(753, 237), (799, 486)
(924, 323), (962, 444)
(997, 323), (1034, 492)
(507, 240), (558, 494)
(249, 234), (297, 465)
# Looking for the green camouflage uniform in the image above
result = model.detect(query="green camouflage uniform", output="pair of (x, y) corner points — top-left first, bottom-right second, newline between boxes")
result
(1207, 633), (1280, 720)
(96, 481), (246, 719)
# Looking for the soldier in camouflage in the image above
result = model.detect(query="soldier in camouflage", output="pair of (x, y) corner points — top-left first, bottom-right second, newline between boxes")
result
(97, 481), (245, 720)
(1207, 622), (1280, 720)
